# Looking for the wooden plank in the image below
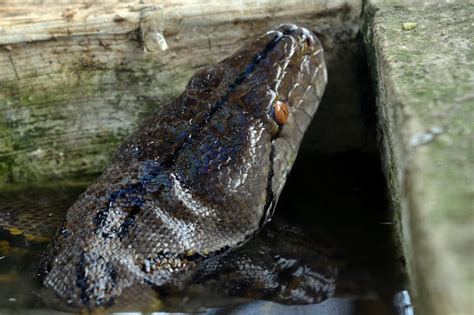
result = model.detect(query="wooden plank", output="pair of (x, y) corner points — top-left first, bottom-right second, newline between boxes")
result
(0, 0), (361, 183)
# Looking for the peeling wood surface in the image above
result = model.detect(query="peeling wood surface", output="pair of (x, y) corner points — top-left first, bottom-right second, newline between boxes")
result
(0, 0), (357, 46)
(0, 0), (361, 182)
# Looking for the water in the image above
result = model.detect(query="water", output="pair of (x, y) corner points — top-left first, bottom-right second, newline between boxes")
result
(0, 148), (410, 314)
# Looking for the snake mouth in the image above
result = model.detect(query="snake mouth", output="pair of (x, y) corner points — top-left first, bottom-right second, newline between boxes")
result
(263, 25), (328, 225)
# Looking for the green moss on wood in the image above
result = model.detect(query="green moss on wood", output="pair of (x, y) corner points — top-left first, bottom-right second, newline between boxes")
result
(0, 53), (196, 183)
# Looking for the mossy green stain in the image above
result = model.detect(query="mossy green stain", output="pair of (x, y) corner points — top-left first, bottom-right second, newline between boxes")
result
(0, 60), (196, 183)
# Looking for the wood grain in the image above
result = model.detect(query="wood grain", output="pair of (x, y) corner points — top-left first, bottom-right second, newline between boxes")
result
(0, 0), (361, 182)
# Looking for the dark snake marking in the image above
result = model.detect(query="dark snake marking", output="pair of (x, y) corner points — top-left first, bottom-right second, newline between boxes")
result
(38, 24), (328, 309)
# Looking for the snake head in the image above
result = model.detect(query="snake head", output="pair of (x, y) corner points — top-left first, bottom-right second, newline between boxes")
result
(220, 23), (328, 221)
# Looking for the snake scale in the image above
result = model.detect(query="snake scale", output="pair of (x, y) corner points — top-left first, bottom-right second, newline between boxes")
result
(37, 24), (328, 309)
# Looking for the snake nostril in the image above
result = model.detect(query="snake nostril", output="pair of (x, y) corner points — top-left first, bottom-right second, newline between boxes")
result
(279, 24), (299, 35)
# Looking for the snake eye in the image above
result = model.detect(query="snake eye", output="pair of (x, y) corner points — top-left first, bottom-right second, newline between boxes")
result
(273, 100), (289, 125)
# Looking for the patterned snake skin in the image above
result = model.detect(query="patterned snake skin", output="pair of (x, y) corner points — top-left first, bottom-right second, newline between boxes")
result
(38, 24), (328, 309)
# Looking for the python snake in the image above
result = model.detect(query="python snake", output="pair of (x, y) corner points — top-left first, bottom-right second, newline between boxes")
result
(36, 23), (328, 309)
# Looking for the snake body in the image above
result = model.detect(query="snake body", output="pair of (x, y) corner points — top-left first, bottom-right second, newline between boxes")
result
(39, 24), (327, 308)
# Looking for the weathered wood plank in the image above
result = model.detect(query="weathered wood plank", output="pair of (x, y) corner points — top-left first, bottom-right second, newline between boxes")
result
(0, 0), (361, 182)
(364, 2), (474, 315)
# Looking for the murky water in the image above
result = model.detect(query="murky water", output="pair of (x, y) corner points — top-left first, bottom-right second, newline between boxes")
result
(0, 148), (411, 314)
